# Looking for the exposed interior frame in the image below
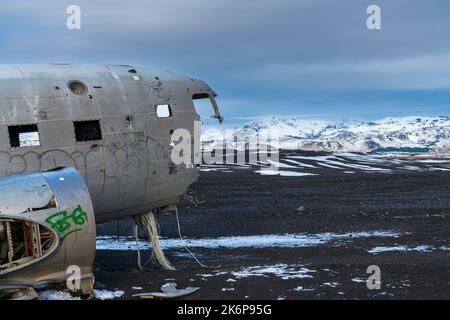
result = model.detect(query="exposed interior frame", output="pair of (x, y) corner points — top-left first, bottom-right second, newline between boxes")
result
(0, 219), (57, 276)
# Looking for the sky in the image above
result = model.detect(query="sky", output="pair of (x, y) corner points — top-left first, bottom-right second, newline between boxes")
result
(1, 0), (450, 123)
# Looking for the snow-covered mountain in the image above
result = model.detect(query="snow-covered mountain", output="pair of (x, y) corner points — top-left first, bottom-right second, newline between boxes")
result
(202, 116), (450, 152)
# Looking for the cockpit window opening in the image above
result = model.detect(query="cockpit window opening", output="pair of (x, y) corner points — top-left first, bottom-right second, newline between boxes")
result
(74, 120), (102, 142)
(8, 124), (41, 148)
(192, 93), (223, 124)
(156, 104), (172, 118)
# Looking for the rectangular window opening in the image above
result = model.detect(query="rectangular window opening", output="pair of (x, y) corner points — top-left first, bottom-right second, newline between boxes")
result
(156, 104), (172, 118)
(8, 124), (41, 148)
(74, 120), (102, 142)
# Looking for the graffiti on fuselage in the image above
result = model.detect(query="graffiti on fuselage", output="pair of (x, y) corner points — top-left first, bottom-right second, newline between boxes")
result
(45, 205), (88, 241)
(0, 136), (170, 210)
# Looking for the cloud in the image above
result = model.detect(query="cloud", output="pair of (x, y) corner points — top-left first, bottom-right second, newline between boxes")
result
(1, 0), (450, 118)
(245, 53), (450, 91)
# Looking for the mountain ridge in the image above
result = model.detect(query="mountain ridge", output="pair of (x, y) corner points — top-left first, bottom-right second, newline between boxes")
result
(202, 116), (450, 152)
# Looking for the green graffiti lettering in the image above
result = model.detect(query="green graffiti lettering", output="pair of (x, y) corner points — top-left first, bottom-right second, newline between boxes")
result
(45, 205), (88, 241)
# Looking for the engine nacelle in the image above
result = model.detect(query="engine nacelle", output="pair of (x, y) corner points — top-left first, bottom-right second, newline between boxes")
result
(0, 167), (96, 295)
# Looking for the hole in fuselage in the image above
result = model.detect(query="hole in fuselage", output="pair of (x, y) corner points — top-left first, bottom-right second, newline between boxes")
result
(74, 120), (103, 142)
(8, 124), (40, 148)
(68, 80), (88, 95)
(156, 104), (172, 118)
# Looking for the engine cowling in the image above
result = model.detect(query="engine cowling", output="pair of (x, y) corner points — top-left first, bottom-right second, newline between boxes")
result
(0, 167), (96, 295)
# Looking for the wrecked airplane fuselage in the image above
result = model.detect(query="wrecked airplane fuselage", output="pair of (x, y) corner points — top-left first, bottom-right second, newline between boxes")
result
(0, 167), (96, 294)
(0, 64), (221, 296)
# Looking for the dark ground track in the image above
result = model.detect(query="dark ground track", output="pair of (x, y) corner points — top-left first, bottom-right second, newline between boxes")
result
(95, 151), (450, 300)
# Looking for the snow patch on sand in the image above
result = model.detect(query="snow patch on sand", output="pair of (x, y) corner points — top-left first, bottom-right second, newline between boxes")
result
(94, 289), (125, 300)
(38, 290), (81, 300)
(368, 245), (433, 254)
(231, 264), (316, 280)
(254, 169), (318, 177)
(293, 286), (315, 292)
(96, 230), (402, 251)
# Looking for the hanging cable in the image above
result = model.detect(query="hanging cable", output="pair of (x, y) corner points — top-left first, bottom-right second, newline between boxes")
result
(174, 206), (221, 269)
(133, 211), (175, 271)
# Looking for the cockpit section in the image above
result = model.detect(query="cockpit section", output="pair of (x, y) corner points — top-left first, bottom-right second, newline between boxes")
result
(185, 78), (223, 124)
